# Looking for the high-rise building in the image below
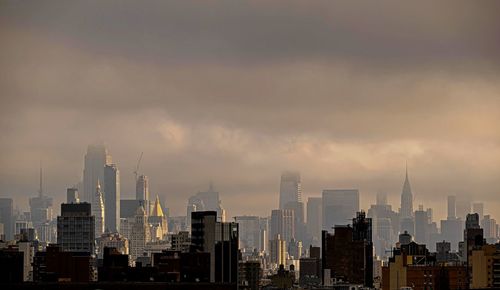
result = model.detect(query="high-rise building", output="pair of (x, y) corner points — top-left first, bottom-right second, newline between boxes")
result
(322, 189), (359, 230)
(57, 203), (95, 253)
(464, 213), (484, 276)
(322, 211), (373, 287)
(270, 234), (287, 266)
(120, 199), (142, 219)
(234, 216), (261, 252)
(279, 171), (301, 209)
(0, 198), (14, 240)
(288, 238), (303, 259)
(270, 209), (294, 243)
(400, 166), (413, 219)
(136, 175), (150, 215)
(83, 144), (111, 204)
(259, 217), (269, 253)
(456, 198), (471, 220)
(29, 166), (53, 242)
(93, 181), (105, 237)
(121, 206), (150, 262)
(472, 202), (484, 221)
(104, 164), (120, 233)
(306, 197), (322, 244)
(188, 183), (226, 222)
(66, 188), (80, 204)
(190, 211), (239, 283)
(283, 201), (305, 241)
(376, 192), (388, 206)
(414, 205), (428, 244)
(214, 221), (239, 283)
(440, 218), (463, 252)
(481, 215), (497, 244)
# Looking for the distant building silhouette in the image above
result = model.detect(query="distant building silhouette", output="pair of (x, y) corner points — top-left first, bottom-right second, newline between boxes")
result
(82, 144), (111, 204)
(66, 188), (79, 204)
(270, 209), (294, 243)
(400, 166), (413, 219)
(279, 171), (302, 210)
(322, 189), (359, 230)
(0, 198), (14, 240)
(306, 197), (322, 245)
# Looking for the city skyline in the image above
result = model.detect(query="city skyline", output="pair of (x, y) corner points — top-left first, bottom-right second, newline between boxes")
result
(2, 1), (500, 289)
(0, 148), (494, 224)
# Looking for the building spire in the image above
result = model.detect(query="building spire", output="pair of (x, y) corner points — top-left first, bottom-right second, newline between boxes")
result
(405, 160), (408, 180)
(39, 160), (43, 197)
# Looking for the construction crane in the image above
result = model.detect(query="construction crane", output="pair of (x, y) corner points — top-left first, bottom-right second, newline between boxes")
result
(134, 152), (143, 183)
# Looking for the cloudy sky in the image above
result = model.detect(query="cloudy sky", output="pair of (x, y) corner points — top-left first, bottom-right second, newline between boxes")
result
(1, 0), (500, 220)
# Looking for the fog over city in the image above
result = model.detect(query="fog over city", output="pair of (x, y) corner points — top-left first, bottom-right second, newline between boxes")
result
(1, 0), (500, 219)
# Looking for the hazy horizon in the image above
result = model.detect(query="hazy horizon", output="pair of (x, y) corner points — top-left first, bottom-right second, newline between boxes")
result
(1, 0), (500, 221)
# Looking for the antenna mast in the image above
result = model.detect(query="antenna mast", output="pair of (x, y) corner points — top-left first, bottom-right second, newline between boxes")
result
(39, 161), (43, 197)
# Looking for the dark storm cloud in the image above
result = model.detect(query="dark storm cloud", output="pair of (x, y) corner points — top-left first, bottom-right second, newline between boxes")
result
(1, 0), (499, 66)
(0, 0), (500, 218)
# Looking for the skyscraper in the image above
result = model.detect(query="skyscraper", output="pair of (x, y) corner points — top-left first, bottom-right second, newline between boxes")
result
(191, 211), (239, 283)
(414, 205), (428, 244)
(306, 197), (322, 244)
(279, 171), (301, 209)
(270, 209), (294, 243)
(83, 144), (111, 204)
(283, 201), (305, 241)
(270, 234), (287, 266)
(93, 181), (105, 237)
(472, 202), (484, 221)
(234, 216), (261, 251)
(57, 202), (95, 253)
(66, 188), (80, 204)
(104, 164), (120, 233)
(122, 206), (150, 262)
(322, 189), (359, 230)
(136, 175), (150, 216)
(29, 166), (53, 241)
(214, 222), (239, 283)
(400, 166), (413, 219)
(456, 197), (471, 220)
(322, 211), (373, 287)
(0, 198), (13, 240)
(187, 183), (226, 223)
